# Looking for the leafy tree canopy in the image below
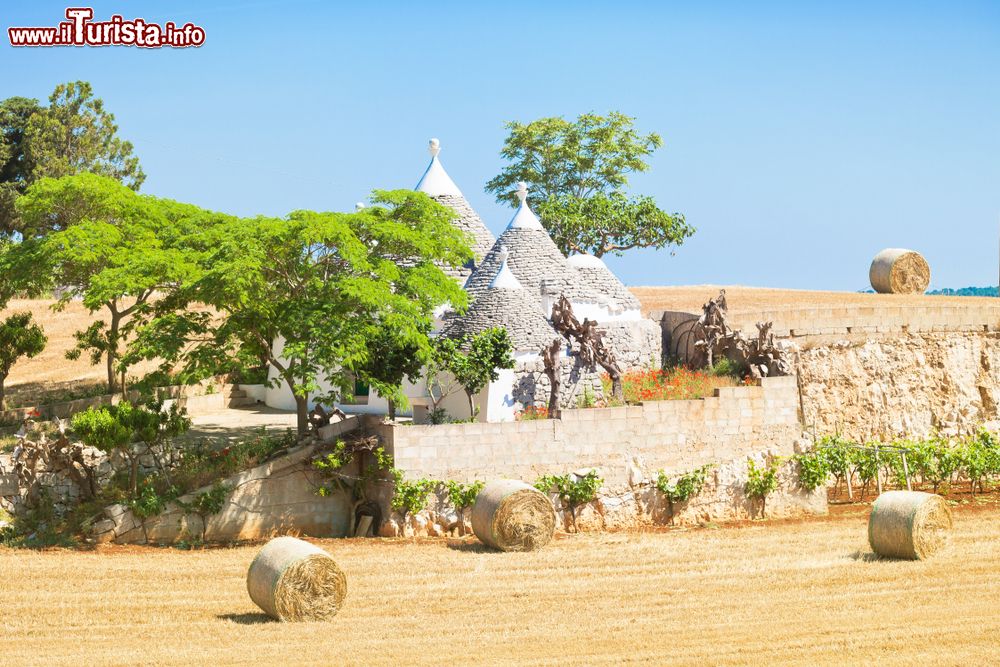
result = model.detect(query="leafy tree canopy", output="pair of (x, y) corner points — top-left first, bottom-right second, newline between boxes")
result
(0, 96), (42, 236)
(486, 111), (693, 258)
(0, 81), (144, 237)
(6, 173), (219, 392)
(132, 189), (474, 434)
(536, 191), (693, 258)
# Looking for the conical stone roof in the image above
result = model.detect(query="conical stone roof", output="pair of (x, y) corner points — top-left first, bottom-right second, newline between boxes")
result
(463, 183), (587, 306)
(441, 247), (557, 353)
(415, 138), (495, 264)
(565, 253), (642, 313)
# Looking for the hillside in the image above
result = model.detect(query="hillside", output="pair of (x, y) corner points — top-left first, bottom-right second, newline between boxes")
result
(0, 299), (157, 407)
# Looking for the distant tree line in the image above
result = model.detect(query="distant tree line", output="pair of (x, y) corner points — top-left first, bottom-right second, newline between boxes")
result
(927, 286), (999, 297)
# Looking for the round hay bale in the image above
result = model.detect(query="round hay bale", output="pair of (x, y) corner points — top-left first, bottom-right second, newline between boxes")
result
(246, 536), (347, 621)
(471, 479), (556, 552)
(869, 248), (930, 294)
(868, 490), (952, 560)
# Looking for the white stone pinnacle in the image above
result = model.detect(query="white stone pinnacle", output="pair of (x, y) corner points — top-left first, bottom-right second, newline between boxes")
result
(506, 181), (544, 231)
(490, 245), (523, 289)
(415, 137), (462, 197)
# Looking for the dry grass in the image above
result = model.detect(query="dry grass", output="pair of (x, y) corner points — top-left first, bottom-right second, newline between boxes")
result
(629, 284), (1000, 316)
(2, 506), (999, 666)
(0, 298), (158, 406)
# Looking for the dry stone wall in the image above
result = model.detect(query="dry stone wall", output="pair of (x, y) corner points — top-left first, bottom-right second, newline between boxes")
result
(602, 318), (663, 371)
(96, 417), (362, 545)
(797, 332), (1000, 440)
(513, 356), (605, 410)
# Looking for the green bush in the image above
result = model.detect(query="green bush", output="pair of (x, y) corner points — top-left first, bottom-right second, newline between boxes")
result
(535, 470), (603, 531)
(746, 457), (781, 518)
(655, 464), (715, 523)
(391, 477), (435, 519)
(445, 480), (485, 511)
(793, 450), (829, 492)
(709, 357), (742, 378)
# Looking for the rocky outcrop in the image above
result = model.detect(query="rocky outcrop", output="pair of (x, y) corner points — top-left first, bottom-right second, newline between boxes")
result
(797, 332), (1000, 440)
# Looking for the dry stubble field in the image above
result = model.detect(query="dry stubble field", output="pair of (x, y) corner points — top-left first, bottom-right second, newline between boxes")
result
(1, 506), (998, 666)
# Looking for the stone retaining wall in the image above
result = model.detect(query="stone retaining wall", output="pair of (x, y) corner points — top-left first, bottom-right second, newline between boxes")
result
(376, 376), (800, 486)
(96, 416), (362, 544)
(0, 380), (264, 432)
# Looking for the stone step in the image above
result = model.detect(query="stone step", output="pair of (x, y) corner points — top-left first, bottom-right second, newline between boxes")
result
(227, 396), (258, 408)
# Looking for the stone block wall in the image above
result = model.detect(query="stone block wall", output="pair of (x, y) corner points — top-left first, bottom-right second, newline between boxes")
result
(377, 376), (800, 486)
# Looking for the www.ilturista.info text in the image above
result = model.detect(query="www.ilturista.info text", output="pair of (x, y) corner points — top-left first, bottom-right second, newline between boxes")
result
(8, 8), (205, 48)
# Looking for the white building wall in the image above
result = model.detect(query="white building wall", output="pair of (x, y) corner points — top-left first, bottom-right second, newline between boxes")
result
(264, 336), (421, 417)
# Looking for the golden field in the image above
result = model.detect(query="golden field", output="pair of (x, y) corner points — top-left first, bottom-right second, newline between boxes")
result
(1, 505), (998, 666)
(629, 284), (1000, 316)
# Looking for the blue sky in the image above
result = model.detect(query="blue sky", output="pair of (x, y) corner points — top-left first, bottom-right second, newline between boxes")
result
(2, 1), (998, 290)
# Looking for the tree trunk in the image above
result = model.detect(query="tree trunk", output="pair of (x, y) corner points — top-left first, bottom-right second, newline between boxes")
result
(294, 394), (309, 437)
(0, 375), (6, 411)
(388, 400), (397, 421)
(466, 391), (476, 422)
(598, 360), (623, 402)
(107, 311), (121, 395)
(542, 338), (562, 418)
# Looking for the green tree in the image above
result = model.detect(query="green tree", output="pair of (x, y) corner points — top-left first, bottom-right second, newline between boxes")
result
(428, 327), (515, 420)
(135, 190), (472, 436)
(10, 173), (207, 393)
(486, 111), (693, 258)
(352, 324), (427, 421)
(536, 192), (693, 258)
(0, 312), (47, 410)
(71, 400), (189, 494)
(0, 82), (144, 237)
(0, 96), (43, 237)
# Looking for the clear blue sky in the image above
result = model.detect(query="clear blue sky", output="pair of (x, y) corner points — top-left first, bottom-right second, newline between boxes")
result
(2, 1), (998, 290)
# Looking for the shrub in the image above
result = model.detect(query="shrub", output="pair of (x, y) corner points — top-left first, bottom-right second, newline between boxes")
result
(517, 406), (549, 421)
(604, 366), (738, 403)
(391, 477), (435, 520)
(444, 480), (485, 512)
(709, 357), (741, 378)
(535, 470), (603, 531)
(655, 464), (715, 523)
(746, 457), (781, 518)
(793, 450), (829, 492)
